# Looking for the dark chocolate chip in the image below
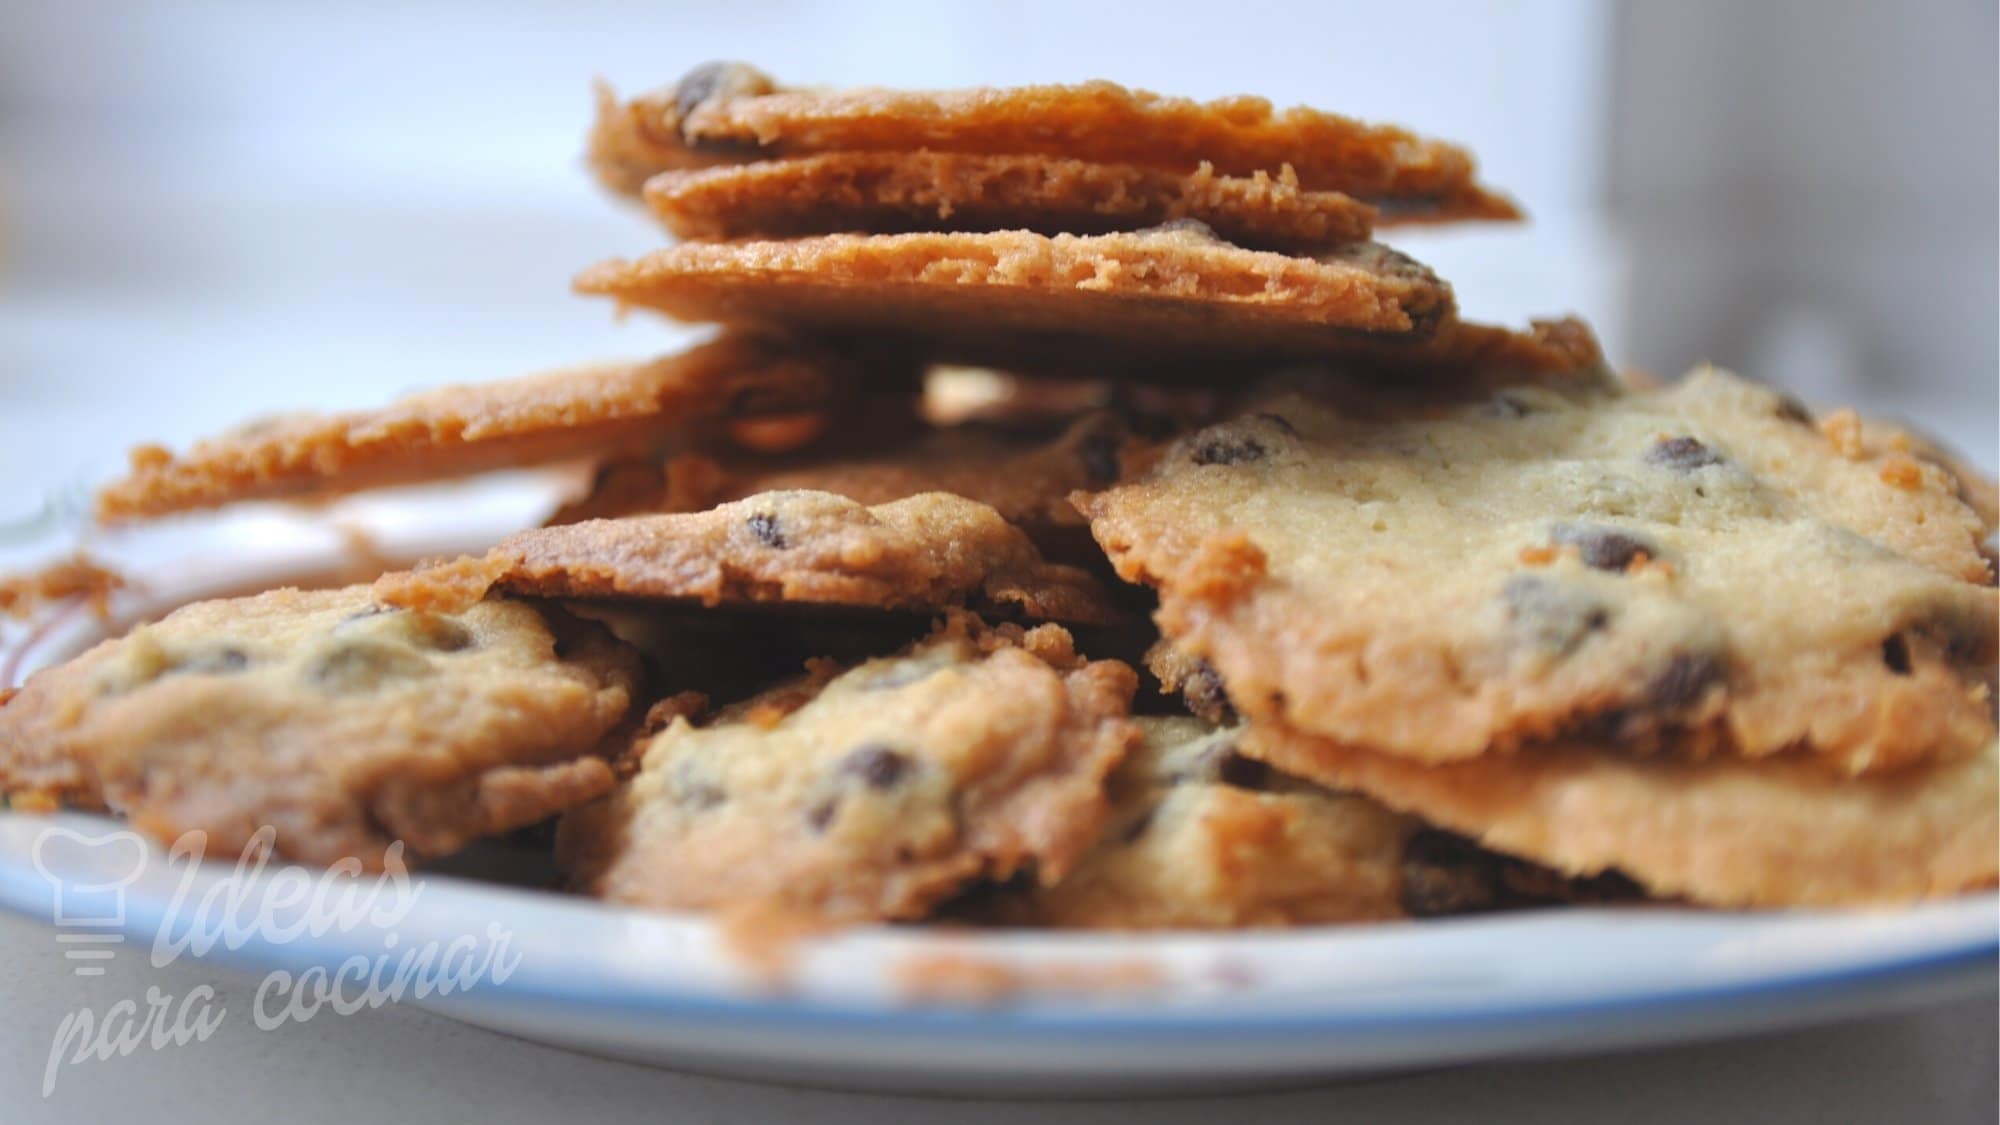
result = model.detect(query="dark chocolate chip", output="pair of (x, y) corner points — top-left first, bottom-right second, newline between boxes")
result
(170, 647), (250, 676)
(1550, 523), (1657, 572)
(1076, 426), (1124, 485)
(1252, 412), (1300, 436)
(1179, 659), (1238, 725)
(1646, 435), (1724, 472)
(1190, 435), (1266, 466)
(1120, 807), (1157, 845)
(1210, 745), (1272, 791)
(672, 61), (774, 138)
(1774, 395), (1815, 426)
(306, 641), (432, 694)
(805, 798), (838, 833)
(679, 782), (726, 811)
(837, 743), (912, 790)
(1648, 651), (1723, 711)
(405, 614), (474, 653)
(1502, 576), (1611, 657)
(746, 512), (788, 549)
(1881, 633), (1913, 675)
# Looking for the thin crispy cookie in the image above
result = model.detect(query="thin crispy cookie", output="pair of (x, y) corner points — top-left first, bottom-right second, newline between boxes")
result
(375, 490), (1122, 624)
(576, 226), (1456, 367)
(592, 63), (1519, 221)
(1246, 724), (1999, 908)
(644, 153), (1381, 251)
(95, 334), (842, 522)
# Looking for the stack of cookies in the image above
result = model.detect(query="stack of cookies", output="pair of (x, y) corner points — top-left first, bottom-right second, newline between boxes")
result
(4, 64), (1995, 929)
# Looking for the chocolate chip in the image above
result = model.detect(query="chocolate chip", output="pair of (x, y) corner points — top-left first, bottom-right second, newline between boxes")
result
(170, 647), (250, 676)
(1648, 652), (1723, 711)
(1550, 523), (1657, 572)
(1076, 426), (1124, 485)
(672, 61), (774, 141)
(306, 641), (432, 694)
(1120, 807), (1157, 845)
(746, 512), (787, 549)
(1210, 746), (1271, 791)
(404, 614), (473, 653)
(1646, 435), (1723, 472)
(805, 798), (837, 833)
(1190, 435), (1266, 466)
(1502, 576), (1610, 657)
(1251, 412), (1300, 436)
(837, 743), (912, 790)
(1774, 395), (1815, 426)
(1399, 829), (1506, 917)
(1179, 659), (1238, 725)
(1881, 633), (1913, 675)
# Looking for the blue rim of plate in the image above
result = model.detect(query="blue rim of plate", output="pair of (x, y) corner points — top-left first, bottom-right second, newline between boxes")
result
(2, 855), (1992, 1042)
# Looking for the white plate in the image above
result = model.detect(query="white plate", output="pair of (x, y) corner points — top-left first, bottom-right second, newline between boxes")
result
(3, 486), (1994, 1095)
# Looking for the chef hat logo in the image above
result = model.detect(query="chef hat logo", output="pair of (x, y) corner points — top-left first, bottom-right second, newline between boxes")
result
(31, 826), (149, 928)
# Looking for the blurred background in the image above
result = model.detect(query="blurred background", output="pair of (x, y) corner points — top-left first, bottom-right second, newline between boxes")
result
(1, 0), (1994, 514)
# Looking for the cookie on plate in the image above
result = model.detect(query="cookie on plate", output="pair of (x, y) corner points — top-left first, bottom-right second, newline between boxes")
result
(0, 586), (641, 867)
(374, 489), (1123, 625)
(555, 613), (1138, 921)
(551, 409), (1148, 545)
(95, 333), (852, 522)
(645, 153), (1381, 251)
(576, 225), (1456, 372)
(1244, 723), (2000, 908)
(590, 63), (1519, 222)
(1078, 367), (1997, 773)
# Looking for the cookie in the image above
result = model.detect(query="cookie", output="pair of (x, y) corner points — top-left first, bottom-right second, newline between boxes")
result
(590, 63), (1519, 222)
(983, 717), (1409, 928)
(551, 409), (1146, 544)
(644, 153), (1382, 251)
(576, 226), (1456, 370)
(1245, 723), (2000, 907)
(554, 613), (1138, 921)
(374, 490), (1123, 625)
(1078, 366), (1997, 773)
(0, 585), (641, 867)
(95, 333), (847, 521)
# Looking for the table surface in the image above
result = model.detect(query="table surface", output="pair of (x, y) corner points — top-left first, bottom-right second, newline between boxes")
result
(2, 910), (1993, 1123)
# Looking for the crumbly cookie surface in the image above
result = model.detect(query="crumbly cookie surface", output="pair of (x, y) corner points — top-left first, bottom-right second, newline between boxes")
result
(645, 153), (1382, 251)
(555, 614), (1138, 921)
(574, 226), (1456, 367)
(376, 490), (1122, 624)
(1079, 367), (1997, 772)
(552, 410), (1146, 543)
(988, 717), (1413, 928)
(0, 585), (640, 867)
(591, 63), (1518, 220)
(94, 334), (841, 521)
(1246, 724), (2000, 907)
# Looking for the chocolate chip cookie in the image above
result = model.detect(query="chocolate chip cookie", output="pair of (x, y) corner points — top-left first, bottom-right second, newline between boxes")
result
(590, 63), (1518, 221)
(1079, 366), (1997, 773)
(1245, 723), (1999, 907)
(95, 333), (847, 522)
(0, 585), (641, 867)
(555, 613), (1138, 921)
(375, 489), (1123, 624)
